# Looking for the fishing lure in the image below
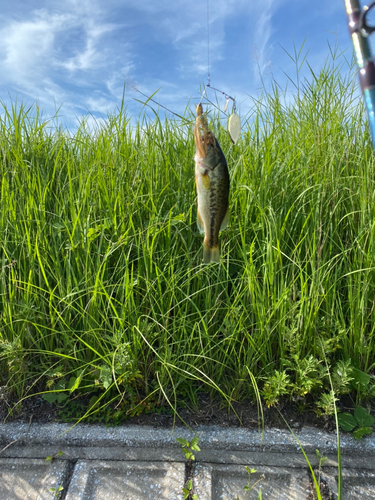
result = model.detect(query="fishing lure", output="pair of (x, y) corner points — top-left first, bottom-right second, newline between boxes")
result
(199, 83), (241, 144)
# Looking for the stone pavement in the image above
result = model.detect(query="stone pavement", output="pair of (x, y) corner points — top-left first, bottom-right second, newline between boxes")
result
(0, 423), (375, 499)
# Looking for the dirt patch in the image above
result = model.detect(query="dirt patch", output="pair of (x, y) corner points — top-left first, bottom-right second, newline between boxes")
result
(0, 391), (340, 432)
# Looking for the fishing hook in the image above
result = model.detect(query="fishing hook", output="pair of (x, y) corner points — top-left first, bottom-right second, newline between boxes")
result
(198, 83), (237, 114)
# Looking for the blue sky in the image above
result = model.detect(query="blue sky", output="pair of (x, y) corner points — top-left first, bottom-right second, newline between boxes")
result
(0, 0), (354, 129)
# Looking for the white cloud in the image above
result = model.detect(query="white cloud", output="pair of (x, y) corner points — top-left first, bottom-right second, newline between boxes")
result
(60, 22), (120, 72)
(0, 1), (135, 126)
(1, 10), (71, 81)
(85, 94), (118, 114)
(252, 2), (274, 81)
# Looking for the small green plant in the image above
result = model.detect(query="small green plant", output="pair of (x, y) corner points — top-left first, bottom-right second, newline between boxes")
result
(338, 406), (374, 439)
(315, 449), (327, 494)
(45, 451), (64, 463)
(237, 466), (263, 500)
(176, 436), (201, 464)
(332, 359), (354, 395)
(48, 485), (64, 499)
(177, 437), (200, 500)
(285, 354), (323, 397)
(46, 452), (65, 498)
(182, 479), (198, 500)
(261, 370), (290, 407)
(42, 380), (69, 404)
(315, 390), (338, 416)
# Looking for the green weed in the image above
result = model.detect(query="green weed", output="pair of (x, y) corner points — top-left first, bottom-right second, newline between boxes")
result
(237, 466), (264, 500)
(338, 406), (374, 439)
(48, 485), (64, 499)
(45, 451), (64, 463)
(176, 436), (201, 464)
(177, 436), (200, 500)
(182, 479), (198, 500)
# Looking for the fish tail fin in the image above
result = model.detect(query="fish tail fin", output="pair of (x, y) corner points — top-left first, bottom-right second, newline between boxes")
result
(203, 243), (220, 264)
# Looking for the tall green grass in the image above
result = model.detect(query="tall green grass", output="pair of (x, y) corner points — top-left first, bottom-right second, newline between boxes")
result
(1, 48), (375, 418)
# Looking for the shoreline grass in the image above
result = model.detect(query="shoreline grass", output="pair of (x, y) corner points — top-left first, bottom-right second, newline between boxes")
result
(1, 48), (375, 421)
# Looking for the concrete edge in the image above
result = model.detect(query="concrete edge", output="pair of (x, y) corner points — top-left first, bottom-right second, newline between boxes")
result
(1, 423), (374, 456)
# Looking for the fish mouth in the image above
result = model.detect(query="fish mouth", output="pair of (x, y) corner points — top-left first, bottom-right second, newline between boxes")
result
(195, 132), (215, 158)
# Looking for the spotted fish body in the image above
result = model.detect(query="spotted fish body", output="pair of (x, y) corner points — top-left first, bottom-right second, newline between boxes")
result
(194, 105), (230, 264)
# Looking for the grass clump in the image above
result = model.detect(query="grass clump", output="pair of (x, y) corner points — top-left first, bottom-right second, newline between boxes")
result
(1, 46), (375, 422)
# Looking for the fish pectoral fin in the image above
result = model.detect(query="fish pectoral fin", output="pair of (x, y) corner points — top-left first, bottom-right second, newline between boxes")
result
(197, 209), (205, 234)
(201, 174), (210, 190)
(220, 208), (229, 231)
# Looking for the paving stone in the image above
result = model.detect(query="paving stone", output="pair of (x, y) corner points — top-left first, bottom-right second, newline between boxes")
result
(0, 458), (69, 500)
(2, 423), (375, 500)
(64, 460), (185, 500)
(322, 467), (375, 499)
(194, 463), (312, 500)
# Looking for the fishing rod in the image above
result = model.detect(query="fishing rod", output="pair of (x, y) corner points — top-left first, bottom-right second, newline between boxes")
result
(344, 0), (375, 146)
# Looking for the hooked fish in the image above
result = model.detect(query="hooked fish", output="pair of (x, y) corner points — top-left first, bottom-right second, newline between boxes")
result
(194, 104), (230, 264)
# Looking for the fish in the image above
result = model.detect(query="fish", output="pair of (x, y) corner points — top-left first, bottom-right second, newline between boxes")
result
(194, 103), (230, 264)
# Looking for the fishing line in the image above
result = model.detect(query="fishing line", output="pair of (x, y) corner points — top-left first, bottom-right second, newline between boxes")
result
(125, 0), (241, 144)
(198, 0), (241, 144)
(207, 0), (210, 86)
(125, 78), (191, 124)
